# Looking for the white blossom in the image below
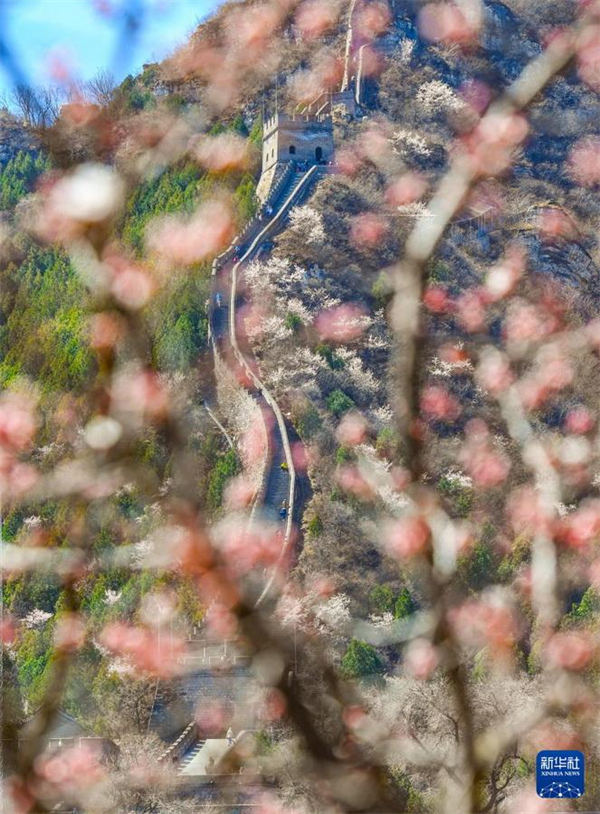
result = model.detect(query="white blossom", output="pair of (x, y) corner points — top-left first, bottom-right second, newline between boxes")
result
(368, 612), (395, 631)
(442, 469), (473, 489)
(23, 608), (52, 629)
(398, 37), (415, 65)
(288, 205), (326, 244)
(392, 127), (431, 158)
(314, 593), (352, 638)
(416, 80), (464, 115)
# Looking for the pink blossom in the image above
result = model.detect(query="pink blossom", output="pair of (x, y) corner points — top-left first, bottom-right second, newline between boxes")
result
(99, 622), (186, 677)
(53, 613), (86, 652)
(224, 476), (256, 510)
(419, 3), (480, 45)
(38, 163), (124, 242)
(193, 133), (249, 172)
(147, 199), (235, 265)
(384, 516), (430, 559)
(476, 350), (514, 395)
(449, 596), (517, 650)
(358, 126), (391, 165)
(517, 377), (551, 411)
(420, 385), (461, 421)
(568, 136), (600, 187)
(358, 45), (383, 78)
(335, 146), (363, 175)
(205, 602), (239, 639)
(3, 461), (39, 499)
(46, 49), (73, 84)
(423, 286), (452, 313)
(0, 616), (17, 645)
(459, 79), (492, 114)
(171, 526), (213, 576)
(504, 301), (549, 342)
(438, 343), (470, 365)
(507, 486), (552, 536)
(291, 441), (309, 472)
(111, 266), (154, 310)
(336, 412), (369, 446)
(543, 355), (574, 391)
(219, 523), (282, 574)
(112, 370), (170, 420)
(61, 102), (100, 127)
(355, 2), (391, 39)
(484, 247), (525, 301)
(227, 4), (283, 53)
(404, 639), (439, 679)
(89, 312), (124, 350)
(196, 701), (228, 736)
(528, 723), (582, 753)
(0, 393), (37, 451)
(545, 631), (595, 671)
(460, 437), (510, 488)
(385, 172), (428, 206)
(455, 288), (487, 332)
(463, 113), (529, 176)
(260, 688), (287, 722)
(349, 212), (387, 247)
(315, 303), (367, 343)
(557, 500), (600, 549)
(295, 0), (339, 39)
(337, 465), (374, 499)
(289, 58), (343, 103)
(6, 777), (34, 814)
(35, 743), (104, 788)
(565, 406), (595, 434)
(576, 24), (600, 91)
(537, 207), (578, 241)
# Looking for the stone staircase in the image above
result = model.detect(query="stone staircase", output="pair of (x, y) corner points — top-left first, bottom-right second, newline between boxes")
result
(178, 739), (206, 774)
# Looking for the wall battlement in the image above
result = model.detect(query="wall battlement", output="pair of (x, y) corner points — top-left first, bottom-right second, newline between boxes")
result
(262, 110), (334, 173)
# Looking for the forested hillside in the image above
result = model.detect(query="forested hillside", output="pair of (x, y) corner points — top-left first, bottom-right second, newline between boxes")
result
(2, 0), (600, 811)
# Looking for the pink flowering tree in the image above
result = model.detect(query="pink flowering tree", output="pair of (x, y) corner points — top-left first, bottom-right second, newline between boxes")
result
(2, 1), (600, 813)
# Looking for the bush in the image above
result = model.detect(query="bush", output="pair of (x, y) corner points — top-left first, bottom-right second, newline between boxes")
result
(234, 173), (257, 221)
(394, 587), (415, 619)
(336, 445), (355, 464)
(570, 588), (600, 622)
(207, 449), (240, 510)
(296, 404), (322, 439)
(307, 515), (323, 537)
(372, 273), (393, 308)
(438, 474), (473, 518)
(326, 390), (355, 417)
(369, 585), (395, 615)
(316, 343), (345, 370)
(341, 639), (384, 679)
(285, 312), (302, 331)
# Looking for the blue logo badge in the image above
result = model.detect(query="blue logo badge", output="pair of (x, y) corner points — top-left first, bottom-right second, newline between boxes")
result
(536, 750), (585, 798)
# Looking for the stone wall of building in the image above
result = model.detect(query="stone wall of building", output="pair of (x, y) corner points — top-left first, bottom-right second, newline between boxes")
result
(262, 112), (334, 173)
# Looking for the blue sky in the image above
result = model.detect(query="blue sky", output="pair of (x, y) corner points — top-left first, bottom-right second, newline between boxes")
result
(0, 0), (221, 98)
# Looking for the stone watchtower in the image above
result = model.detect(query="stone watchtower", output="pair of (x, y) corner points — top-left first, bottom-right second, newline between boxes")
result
(261, 110), (334, 174)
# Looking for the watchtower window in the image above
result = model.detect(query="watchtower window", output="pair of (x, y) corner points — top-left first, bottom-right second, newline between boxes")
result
(289, 145), (296, 155)
(315, 146), (323, 162)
